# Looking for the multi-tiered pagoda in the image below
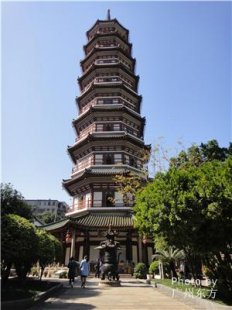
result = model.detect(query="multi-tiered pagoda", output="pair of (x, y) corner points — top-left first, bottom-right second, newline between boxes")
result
(44, 12), (153, 270)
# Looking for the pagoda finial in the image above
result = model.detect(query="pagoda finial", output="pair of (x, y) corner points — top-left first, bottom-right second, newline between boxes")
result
(107, 9), (111, 20)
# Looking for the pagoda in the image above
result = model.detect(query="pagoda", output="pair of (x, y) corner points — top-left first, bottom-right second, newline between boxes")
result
(44, 12), (153, 269)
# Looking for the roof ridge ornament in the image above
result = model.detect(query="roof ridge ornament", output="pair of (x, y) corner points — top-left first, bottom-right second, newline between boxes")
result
(107, 9), (111, 20)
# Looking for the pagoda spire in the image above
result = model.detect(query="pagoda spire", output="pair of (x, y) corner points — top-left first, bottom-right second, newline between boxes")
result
(107, 9), (111, 20)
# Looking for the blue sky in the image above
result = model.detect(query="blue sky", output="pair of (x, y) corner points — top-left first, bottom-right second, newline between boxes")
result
(2, 1), (231, 204)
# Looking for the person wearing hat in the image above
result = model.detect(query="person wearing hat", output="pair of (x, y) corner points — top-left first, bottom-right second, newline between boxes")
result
(80, 255), (90, 288)
(67, 257), (78, 288)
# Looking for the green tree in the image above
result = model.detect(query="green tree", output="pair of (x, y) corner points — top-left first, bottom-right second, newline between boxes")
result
(1, 183), (32, 219)
(38, 211), (56, 224)
(36, 229), (63, 279)
(1, 214), (39, 282)
(113, 148), (150, 206)
(134, 141), (232, 298)
(169, 140), (232, 169)
(152, 247), (185, 279)
(50, 234), (63, 263)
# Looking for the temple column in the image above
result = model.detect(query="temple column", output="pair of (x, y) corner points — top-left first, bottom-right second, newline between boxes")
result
(138, 236), (143, 262)
(70, 230), (76, 258)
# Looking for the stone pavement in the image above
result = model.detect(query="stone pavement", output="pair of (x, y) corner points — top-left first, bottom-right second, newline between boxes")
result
(30, 277), (199, 310)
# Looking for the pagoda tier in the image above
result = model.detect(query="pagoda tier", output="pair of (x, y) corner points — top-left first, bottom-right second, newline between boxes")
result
(67, 134), (149, 164)
(72, 105), (146, 143)
(78, 64), (139, 93)
(76, 84), (142, 114)
(86, 18), (129, 41)
(80, 47), (136, 73)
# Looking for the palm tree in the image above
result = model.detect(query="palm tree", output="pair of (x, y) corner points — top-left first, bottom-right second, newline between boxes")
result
(152, 246), (185, 279)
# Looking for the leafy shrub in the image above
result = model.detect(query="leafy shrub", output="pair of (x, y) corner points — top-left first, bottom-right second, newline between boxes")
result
(59, 271), (68, 278)
(30, 266), (39, 277)
(133, 262), (147, 279)
(149, 261), (159, 275)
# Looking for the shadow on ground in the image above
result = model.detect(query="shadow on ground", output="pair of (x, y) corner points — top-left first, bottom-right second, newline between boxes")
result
(29, 284), (101, 309)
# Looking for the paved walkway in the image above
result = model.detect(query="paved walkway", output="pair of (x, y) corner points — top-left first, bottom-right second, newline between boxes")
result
(30, 277), (198, 310)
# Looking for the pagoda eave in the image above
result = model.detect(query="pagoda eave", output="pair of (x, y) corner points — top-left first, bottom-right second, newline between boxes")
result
(84, 32), (132, 53)
(72, 104), (145, 127)
(86, 18), (129, 39)
(63, 165), (145, 195)
(77, 82), (142, 103)
(78, 61), (138, 84)
(68, 132), (146, 157)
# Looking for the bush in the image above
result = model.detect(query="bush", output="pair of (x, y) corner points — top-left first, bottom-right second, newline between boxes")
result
(149, 261), (159, 275)
(59, 271), (68, 279)
(30, 266), (39, 277)
(133, 262), (147, 279)
(2, 214), (39, 282)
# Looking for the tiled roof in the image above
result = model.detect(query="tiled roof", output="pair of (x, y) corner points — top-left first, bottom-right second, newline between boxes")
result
(73, 104), (142, 124)
(42, 219), (70, 231)
(63, 165), (142, 188)
(86, 166), (127, 175)
(71, 212), (134, 228)
(40, 212), (134, 232)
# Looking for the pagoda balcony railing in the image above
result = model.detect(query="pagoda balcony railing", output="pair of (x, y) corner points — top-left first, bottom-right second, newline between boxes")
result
(86, 42), (129, 56)
(95, 43), (118, 48)
(93, 29), (127, 39)
(86, 42), (120, 55)
(77, 125), (140, 141)
(83, 51), (131, 73)
(71, 200), (133, 212)
(94, 58), (131, 70)
(95, 77), (133, 89)
(81, 78), (120, 94)
(95, 28), (117, 35)
(80, 97), (120, 113)
(95, 58), (118, 65)
(80, 96), (137, 114)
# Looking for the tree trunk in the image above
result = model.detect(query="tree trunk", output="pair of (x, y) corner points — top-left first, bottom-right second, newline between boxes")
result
(169, 260), (178, 279)
(40, 266), (44, 281)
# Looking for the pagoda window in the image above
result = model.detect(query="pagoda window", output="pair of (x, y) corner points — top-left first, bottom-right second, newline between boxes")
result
(104, 154), (114, 165)
(114, 153), (122, 164)
(113, 123), (121, 131)
(104, 98), (113, 104)
(95, 154), (103, 165)
(96, 124), (104, 131)
(97, 98), (114, 105)
(97, 99), (104, 104)
(104, 124), (113, 131)
(129, 157), (136, 167)
(115, 192), (123, 207)
(73, 196), (79, 210)
(93, 192), (102, 207)
(86, 193), (92, 208)
(105, 191), (115, 207)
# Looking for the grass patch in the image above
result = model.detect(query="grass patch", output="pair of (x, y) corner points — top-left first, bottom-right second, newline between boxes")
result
(153, 278), (232, 306)
(2, 278), (59, 301)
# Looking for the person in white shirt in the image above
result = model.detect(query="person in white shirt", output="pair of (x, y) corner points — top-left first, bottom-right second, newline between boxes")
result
(80, 255), (90, 288)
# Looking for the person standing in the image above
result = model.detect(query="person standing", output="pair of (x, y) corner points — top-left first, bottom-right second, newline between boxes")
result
(80, 255), (90, 288)
(67, 257), (78, 288)
(94, 257), (102, 278)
